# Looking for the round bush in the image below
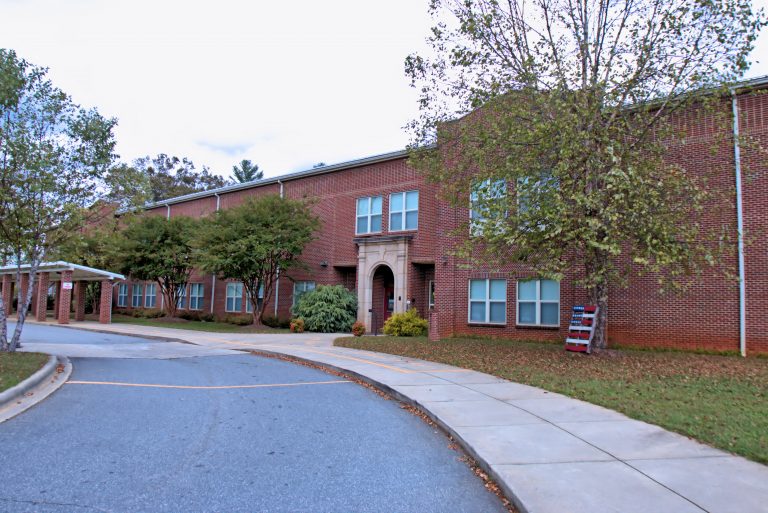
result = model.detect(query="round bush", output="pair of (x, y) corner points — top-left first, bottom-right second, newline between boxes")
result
(292, 285), (357, 333)
(382, 309), (428, 337)
(352, 321), (366, 337)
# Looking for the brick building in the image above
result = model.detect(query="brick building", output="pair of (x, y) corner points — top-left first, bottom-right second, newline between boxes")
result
(116, 80), (768, 355)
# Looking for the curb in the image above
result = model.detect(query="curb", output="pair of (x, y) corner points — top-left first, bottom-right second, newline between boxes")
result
(0, 355), (72, 424)
(251, 348), (525, 513)
(30, 322), (193, 345)
(0, 354), (58, 407)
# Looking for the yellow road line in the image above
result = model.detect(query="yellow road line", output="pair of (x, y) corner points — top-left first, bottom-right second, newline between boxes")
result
(66, 379), (351, 390)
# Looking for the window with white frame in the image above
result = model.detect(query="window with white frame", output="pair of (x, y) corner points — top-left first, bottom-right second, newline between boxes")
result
(517, 171), (557, 217)
(189, 283), (204, 310)
(145, 283), (157, 308)
(468, 279), (506, 324)
(245, 283), (264, 313)
(428, 280), (435, 309)
(470, 179), (506, 234)
(132, 283), (143, 308)
(226, 282), (243, 312)
(389, 191), (418, 231)
(117, 283), (128, 307)
(176, 284), (187, 309)
(517, 279), (560, 326)
(356, 196), (382, 234)
(293, 281), (316, 307)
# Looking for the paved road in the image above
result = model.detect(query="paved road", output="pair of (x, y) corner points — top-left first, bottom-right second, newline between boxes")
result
(1, 325), (506, 513)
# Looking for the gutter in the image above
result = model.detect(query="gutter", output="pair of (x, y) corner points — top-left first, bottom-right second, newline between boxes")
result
(730, 89), (747, 357)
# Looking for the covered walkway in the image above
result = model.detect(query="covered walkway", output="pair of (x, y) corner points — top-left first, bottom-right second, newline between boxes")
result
(0, 261), (124, 324)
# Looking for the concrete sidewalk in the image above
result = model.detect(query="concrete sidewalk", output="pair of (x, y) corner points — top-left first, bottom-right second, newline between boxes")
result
(39, 322), (768, 513)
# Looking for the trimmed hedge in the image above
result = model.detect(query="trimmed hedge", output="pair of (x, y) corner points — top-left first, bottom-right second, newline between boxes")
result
(382, 309), (428, 337)
(292, 285), (357, 333)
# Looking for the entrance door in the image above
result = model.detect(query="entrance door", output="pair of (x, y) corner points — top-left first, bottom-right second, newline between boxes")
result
(384, 285), (395, 321)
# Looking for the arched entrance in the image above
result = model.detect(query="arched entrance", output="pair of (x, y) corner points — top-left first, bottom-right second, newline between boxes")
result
(370, 264), (395, 333)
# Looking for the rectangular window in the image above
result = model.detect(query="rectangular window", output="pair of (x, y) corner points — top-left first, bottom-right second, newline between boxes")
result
(389, 191), (418, 231)
(356, 196), (382, 235)
(517, 279), (560, 326)
(226, 282), (243, 312)
(144, 283), (157, 308)
(470, 179), (506, 235)
(189, 283), (204, 310)
(131, 283), (143, 308)
(293, 281), (316, 307)
(245, 283), (264, 313)
(428, 280), (435, 309)
(117, 283), (128, 307)
(468, 279), (506, 324)
(176, 284), (187, 310)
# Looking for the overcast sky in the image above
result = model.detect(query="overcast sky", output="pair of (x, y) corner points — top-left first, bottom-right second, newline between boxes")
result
(2, 0), (767, 181)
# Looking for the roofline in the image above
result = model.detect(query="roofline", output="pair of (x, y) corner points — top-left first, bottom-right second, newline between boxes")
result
(0, 261), (124, 280)
(128, 148), (410, 213)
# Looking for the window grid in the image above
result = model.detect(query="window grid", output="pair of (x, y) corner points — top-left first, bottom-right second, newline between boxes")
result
(389, 191), (419, 232)
(516, 279), (560, 326)
(245, 283), (264, 313)
(470, 179), (506, 235)
(145, 283), (156, 308)
(293, 281), (316, 307)
(131, 284), (143, 308)
(176, 284), (187, 310)
(117, 283), (128, 307)
(355, 196), (382, 235)
(189, 283), (204, 310)
(226, 282), (243, 313)
(468, 279), (507, 325)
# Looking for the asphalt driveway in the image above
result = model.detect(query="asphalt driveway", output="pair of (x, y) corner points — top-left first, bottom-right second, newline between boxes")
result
(0, 325), (506, 513)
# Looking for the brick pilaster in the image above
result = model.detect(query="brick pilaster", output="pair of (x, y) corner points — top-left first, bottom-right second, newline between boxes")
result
(99, 280), (113, 324)
(1, 275), (12, 316)
(75, 281), (86, 321)
(36, 272), (50, 322)
(428, 309), (440, 342)
(58, 270), (73, 324)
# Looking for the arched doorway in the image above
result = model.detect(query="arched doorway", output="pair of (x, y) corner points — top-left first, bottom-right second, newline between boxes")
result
(371, 264), (395, 333)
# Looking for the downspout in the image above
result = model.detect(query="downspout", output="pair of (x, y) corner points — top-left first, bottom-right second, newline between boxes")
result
(731, 89), (747, 357)
(211, 193), (221, 314)
(274, 180), (284, 316)
(166, 204), (170, 220)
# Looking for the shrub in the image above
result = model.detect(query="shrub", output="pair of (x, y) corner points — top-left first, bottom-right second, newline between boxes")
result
(225, 314), (253, 326)
(143, 308), (164, 319)
(290, 318), (305, 333)
(179, 311), (201, 321)
(382, 309), (428, 337)
(352, 321), (366, 337)
(292, 285), (357, 333)
(263, 314), (292, 329)
(200, 313), (216, 322)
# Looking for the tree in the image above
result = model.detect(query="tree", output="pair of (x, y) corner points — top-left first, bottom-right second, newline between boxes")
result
(135, 154), (226, 202)
(405, 0), (764, 349)
(195, 195), (319, 326)
(0, 49), (116, 352)
(230, 159), (263, 183)
(104, 163), (152, 210)
(114, 215), (197, 317)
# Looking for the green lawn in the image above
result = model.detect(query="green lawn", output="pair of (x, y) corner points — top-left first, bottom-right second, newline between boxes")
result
(112, 315), (289, 334)
(335, 336), (768, 464)
(0, 352), (49, 393)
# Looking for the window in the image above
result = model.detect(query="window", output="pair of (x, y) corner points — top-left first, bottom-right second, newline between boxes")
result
(517, 171), (557, 217)
(226, 282), (243, 312)
(293, 281), (316, 307)
(356, 196), (382, 234)
(245, 283), (264, 313)
(176, 284), (187, 309)
(117, 283), (128, 307)
(428, 280), (435, 309)
(389, 191), (418, 231)
(189, 283), (204, 310)
(468, 279), (506, 324)
(132, 283), (143, 308)
(145, 283), (157, 308)
(470, 179), (506, 234)
(517, 279), (560, 326)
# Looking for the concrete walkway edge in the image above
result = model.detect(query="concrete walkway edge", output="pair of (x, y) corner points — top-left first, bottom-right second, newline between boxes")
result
(0, 355), (71, 423)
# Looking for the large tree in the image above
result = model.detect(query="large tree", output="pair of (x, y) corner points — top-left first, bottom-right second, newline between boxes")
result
(135, 154), (226, 202)
(405, 0), (764, 349)
(115, 215), (198, 317)
(195, 195), (319, 326)
(0, 49), (116, 352)
(230, 159), (263, 183)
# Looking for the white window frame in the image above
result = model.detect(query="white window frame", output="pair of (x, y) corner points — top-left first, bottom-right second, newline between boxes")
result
(131, 283), (143, 308)
(245, 283), (264, 313)
(117, 283), (128, 307)
(468, 279), (507, 325)
(355, 196), (382, 235)
(516, 279), (560, 327)
(292, 281), (316, 307)
(470, 179), (506, 235)
(389, 190), (419, 232)
(189, 283), (204, 311)
(176, 284), (187, 310)
(225, 282), (243, 313)
(144, 283), (157, 308)
(428, 280), (435, 309)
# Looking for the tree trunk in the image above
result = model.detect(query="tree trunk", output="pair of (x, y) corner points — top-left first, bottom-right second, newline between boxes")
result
(589, 280), (609, 350)
(10, 259), (40, 352)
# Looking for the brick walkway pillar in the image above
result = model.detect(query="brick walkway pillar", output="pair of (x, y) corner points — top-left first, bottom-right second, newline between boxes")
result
(74, 281), (86, 321)
(99, 280), (113, 324)
(18, 274), (29, 315)
(1, 275), (12, 316)
(58, 270), (73, 324)
(36, 272), (50, 321)
(428, 309), (440, 342)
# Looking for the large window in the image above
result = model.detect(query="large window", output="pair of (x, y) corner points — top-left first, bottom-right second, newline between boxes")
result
(293, 281), (316, 307)
(145, 283), (157, 308)
(176, 284), (187, 310)
(470, 179), (506, 234)
(245, 283), (264, 313)
(389, 191), (418, 231)
(117, 283), (128, 307)
(189, 283), (204, 310)
(517, 279), (560, 326)
(468, 279), (506, 324)
(356, 196), (382, 235)
(226, 282), (243, 312)
(131, 283), (143, 308)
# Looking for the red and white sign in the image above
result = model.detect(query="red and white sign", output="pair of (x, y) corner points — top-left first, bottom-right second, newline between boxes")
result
(61, 282), (73, 290)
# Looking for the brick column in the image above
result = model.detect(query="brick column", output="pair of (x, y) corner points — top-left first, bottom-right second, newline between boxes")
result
(18, 274), (29, 315)
(75, 281), (86, 321)
(428, 309), (440, 342)
(1, 275), (12, 316)
(57, 270), (73, 324)
(99, 280), (113, 324)
(36, 272), (50, 322)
